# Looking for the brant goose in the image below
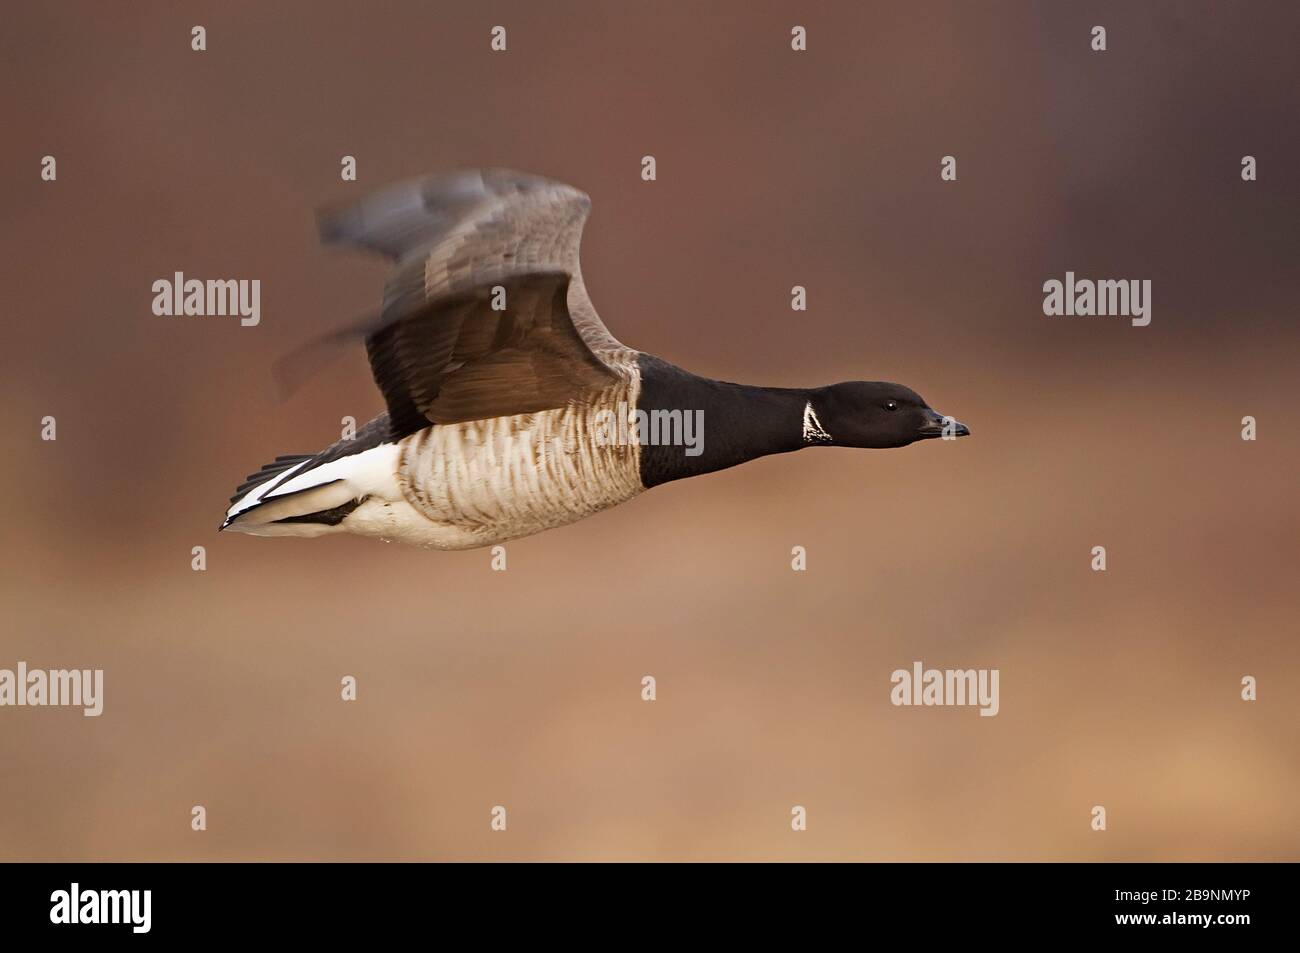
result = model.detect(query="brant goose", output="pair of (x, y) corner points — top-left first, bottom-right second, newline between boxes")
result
(221, 169), (970, 549)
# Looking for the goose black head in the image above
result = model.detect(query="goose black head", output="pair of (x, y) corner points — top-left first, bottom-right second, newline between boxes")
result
(807, 381), (970, 449)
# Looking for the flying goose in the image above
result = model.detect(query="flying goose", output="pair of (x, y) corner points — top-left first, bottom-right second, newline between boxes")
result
(221, 169), (970, 550)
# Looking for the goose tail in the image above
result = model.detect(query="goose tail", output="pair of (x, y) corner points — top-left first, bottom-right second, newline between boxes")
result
(220, 443), (402, 537)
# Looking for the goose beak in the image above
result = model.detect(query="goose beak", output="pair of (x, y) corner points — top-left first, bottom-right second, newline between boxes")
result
(918, 409), (971, 439)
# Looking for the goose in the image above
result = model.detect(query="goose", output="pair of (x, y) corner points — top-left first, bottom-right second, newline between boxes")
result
(220, 169), (970, 550)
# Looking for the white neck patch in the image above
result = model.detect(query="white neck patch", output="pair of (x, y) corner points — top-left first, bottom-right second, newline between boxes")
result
(802, 401), (832, 443)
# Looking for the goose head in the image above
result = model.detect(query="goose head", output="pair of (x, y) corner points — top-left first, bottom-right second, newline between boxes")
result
(808, 382), (970, 449)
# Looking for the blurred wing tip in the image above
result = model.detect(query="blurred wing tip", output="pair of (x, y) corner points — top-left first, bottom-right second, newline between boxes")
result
(314, 167), (588, 253)
(271, 319), (376, 403)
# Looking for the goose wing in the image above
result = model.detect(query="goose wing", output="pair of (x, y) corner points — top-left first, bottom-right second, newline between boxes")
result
(286, 169), (627, 433)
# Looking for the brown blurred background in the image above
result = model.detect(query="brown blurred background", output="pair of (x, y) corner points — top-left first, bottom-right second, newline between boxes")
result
(2, 1), (1297, 861)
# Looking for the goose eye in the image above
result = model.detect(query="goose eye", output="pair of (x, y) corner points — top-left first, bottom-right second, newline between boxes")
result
(884, 400), (898, 412)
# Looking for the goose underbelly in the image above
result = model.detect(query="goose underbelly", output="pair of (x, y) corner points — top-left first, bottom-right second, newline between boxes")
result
(226, 364), (647, 549)
(378, 395), (644, 550)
